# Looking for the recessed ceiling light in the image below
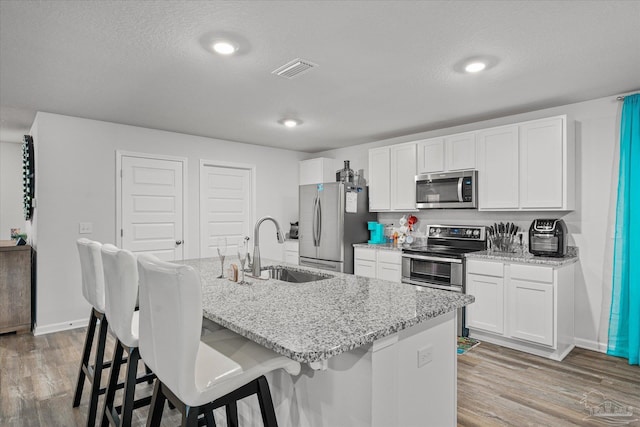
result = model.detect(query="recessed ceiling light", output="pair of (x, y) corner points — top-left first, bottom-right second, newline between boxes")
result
(282, 119), (302, 128)
(212, 41), (237, 55)
(465, 62), (486, 73)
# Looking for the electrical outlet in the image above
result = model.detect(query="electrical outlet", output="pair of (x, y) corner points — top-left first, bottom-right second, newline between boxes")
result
(417, 345), (433, 368)
(79, 222), (93, 234)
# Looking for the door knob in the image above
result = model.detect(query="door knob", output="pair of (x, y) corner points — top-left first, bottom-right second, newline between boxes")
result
(176, 240), (183, 245)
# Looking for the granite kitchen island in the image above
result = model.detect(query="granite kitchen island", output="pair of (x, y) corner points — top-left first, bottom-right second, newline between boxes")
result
(183, 257), (474, 427)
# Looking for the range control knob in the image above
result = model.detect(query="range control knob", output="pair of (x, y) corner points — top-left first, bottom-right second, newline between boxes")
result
(473, 230), (480, 237)
(466, 229), (472, 236)
(436, 228), (441, 234)
(429, 228), (436, 235)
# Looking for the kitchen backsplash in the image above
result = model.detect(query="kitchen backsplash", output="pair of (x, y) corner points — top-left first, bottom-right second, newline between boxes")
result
(377, 211), (573, 246)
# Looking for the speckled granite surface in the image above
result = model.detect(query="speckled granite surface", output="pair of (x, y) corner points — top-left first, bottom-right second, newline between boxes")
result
(182, 257), (474, 364)
(465, 246), (579, 266)
(353, 242), (402, 251)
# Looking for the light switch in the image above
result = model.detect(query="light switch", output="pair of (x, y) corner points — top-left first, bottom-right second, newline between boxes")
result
(79, 222), (93, 234)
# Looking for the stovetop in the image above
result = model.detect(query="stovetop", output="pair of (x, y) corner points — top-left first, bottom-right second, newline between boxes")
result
(402, 225), (487, 259)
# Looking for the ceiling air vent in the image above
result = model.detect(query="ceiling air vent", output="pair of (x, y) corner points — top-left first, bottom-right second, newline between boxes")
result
(272, 58), (317, 79)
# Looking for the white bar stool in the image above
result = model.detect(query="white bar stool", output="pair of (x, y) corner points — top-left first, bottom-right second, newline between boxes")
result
(99, 244), (155, 426)
(137, 254), (301, 427)
(73, 238), (110, 427)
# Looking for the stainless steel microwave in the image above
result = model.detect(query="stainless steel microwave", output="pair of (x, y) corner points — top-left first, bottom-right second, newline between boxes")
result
(415, 170), (478, 209)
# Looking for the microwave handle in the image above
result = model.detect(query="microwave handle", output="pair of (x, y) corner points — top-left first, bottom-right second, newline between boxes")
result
(457, 177), (463, 202)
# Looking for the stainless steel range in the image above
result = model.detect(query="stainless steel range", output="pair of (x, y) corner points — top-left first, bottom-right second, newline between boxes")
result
(401, 224), (486, 336)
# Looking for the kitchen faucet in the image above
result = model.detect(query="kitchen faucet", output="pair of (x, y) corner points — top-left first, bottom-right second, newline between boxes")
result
(252, 216), (285, 277)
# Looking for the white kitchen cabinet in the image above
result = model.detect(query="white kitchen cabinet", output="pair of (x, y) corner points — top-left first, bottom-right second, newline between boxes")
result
(299, 157), (336, 185)
(466, 267), (505, 335)
(368, 148), (391, 211)
(368, 143), (416, 212)
(477, 125), (520, 209)
(354, 247), (402, 283)
(416, 133), (476, 174)
(416, 138), (445, 173)
(465, 258), (575, 361)
(283, 240), (299, 265)
(390, 143), (417, 211)
(519, 117), (568, 209)
(477, 115), (574, 211)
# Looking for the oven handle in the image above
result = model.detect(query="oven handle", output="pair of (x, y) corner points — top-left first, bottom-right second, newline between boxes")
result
(457, 177), (463, 202)
(401, 278), (463, 293)
(401, 253), (462, 264)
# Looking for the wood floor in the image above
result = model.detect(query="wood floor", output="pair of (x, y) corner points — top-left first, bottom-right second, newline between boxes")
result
(1, 327), (639, 426)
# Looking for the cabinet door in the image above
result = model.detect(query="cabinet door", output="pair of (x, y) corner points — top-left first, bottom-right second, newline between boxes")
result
(519, 118), (564, 209)
(508, 279), (554, 346)
(368, 148), (391, 211)
(417, 138), (444, 173)
(390, 143), (417, 210)
(354, 259), (377, 278)
(299, 158), (335, 185)
(477, 126), (519, 209)
(466, 273), (504, 334)
(377, 262), (401, 283)
(446, 133), (476, 171)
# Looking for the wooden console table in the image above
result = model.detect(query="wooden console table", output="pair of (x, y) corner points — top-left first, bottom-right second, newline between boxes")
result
(0, 241), (32, 334)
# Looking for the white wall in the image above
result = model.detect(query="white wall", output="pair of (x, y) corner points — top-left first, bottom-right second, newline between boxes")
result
(316, 94), (625, 352)
(30, 113), (305, 334)
(0, 141), (25, 240)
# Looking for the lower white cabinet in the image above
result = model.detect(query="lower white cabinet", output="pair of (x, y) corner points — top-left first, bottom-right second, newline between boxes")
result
(466, 273), (504, 335)
(354, 247), (402, 283)
(283, 240), (299, 265)
(465, 258), (575, 361)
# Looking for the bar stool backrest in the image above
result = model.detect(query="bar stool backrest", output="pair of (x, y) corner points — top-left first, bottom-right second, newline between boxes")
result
(101, 244), (139, 348)
(76, 238), (105, 313)
(137, 254), (202, 404)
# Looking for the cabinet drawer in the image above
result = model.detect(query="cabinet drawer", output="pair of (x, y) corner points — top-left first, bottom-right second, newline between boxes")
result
(354, 247), (377, 261)
(510, 264), (553, 283)
(466, 260), (503, 277)
(377, 250), (401, 264)
(354, 259), (376, 278)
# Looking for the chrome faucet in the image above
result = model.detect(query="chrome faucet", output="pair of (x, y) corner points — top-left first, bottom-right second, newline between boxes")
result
(252, 216), (285, 276)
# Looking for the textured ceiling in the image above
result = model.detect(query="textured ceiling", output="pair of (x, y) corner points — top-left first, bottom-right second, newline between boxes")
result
(1, 1), (639, 152)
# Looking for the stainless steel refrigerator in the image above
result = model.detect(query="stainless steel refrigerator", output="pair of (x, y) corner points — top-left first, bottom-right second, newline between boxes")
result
(299, 182), (375, 273)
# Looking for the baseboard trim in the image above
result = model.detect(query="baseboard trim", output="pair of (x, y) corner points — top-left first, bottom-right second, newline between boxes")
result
(33, 318), (89, 336)
(574, 338), (608, 353)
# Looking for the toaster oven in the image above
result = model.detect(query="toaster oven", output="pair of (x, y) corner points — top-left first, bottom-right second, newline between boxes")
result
(529, 219), (568, 257)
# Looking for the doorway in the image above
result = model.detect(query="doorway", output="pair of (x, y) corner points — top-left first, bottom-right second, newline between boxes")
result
(200, 160), (255, 258)
(116, 151), (187, 261)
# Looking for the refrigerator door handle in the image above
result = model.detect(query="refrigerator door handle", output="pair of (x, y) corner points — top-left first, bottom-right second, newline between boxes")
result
(312, 196), (319, 246)
(317, 197), (322, 246)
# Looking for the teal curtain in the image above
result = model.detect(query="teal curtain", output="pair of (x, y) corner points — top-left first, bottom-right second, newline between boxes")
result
(608, 93), (640, 365)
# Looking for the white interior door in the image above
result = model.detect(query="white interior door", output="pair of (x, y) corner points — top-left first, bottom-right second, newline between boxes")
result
(200, 163), (253, 258)
(120, 155), (185, 261)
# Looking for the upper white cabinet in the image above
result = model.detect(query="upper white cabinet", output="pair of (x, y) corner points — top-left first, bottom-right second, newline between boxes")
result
(519, 117), (570, 209)
(299, 157), (336, 185)
(477, 115), (574, 211)
(417, 138), (444, 173)
(368, 148), (391, 211)
(368, 143), (417, 212)
(416, 132), (476, 174)
(477, 125), (520, 209)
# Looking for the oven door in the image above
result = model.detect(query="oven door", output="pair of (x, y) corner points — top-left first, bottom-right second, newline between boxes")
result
(401, 253), (463, 292)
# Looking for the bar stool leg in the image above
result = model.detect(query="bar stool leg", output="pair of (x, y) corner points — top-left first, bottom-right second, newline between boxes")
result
(119, 347), (141, 427)
(73, 308), (98, 407)
(87, 314), (109, 427)
(226, 401), (238, 427)
(256, 376), (278, 427)
(182, 406), (199, 427)
(100, 341), (125, 427)
(147, 381), (166, 427)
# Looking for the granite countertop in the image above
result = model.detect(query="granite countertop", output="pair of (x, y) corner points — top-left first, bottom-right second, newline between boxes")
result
(465, 246), (579, 267)
(352, 242), (402, 251)
(182, 257), (474, 364)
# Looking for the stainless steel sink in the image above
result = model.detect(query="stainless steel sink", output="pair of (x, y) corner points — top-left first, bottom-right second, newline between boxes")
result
(263, 266), (333, 283)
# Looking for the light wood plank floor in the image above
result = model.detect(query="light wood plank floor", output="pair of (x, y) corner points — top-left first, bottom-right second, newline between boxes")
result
(1, 328), (639, 426)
